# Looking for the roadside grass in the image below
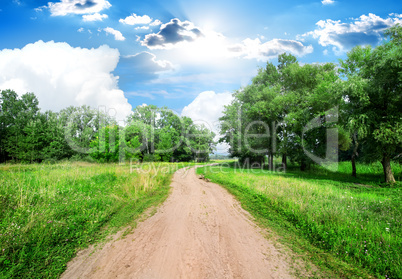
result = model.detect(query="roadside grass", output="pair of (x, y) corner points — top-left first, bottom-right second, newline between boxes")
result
(197, 161), (401, 278)
(0, 161), (189, 278)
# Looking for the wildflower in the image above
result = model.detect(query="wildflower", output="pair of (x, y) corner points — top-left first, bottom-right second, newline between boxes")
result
(385, 228), (389, 232)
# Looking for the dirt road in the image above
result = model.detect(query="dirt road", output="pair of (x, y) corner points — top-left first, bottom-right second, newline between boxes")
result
(62, 167), (297, 278)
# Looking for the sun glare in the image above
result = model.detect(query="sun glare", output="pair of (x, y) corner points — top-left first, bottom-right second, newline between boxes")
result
(177, 29), (232, 66)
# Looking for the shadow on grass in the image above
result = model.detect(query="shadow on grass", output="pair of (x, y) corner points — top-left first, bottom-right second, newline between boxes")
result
(222, 161), (401, 195)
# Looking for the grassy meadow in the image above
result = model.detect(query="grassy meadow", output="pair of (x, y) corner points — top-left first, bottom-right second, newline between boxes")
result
(197, 161), (402, 278)
(0, 161), (190, 278)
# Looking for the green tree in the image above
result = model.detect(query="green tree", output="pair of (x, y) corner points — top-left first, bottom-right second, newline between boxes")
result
(281, 62), (341, 170)
(220, 54), (342, 171)
(40, 111), (74, 161)
(62, 105), (114, 158)
(90, 125), (120, 162)
(156, 129), (173, 162)
(0, 90), (40, 161)
(187, 123), (215, 162)
(339, 25), (402, 183)
(121, 121), (146, 162)
(127, 105), (158, 157)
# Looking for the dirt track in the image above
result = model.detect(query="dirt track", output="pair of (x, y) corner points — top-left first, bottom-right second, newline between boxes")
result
(62, 167), (297, 278)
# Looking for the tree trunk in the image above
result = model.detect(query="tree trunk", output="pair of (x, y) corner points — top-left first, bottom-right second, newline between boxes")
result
(381, 154), (395, 184)
(351, 155), (357, 178)
(282, 154), (287, 170)
(266, 151), (272, 170)
(269, 153), (274, 171)
(351, 133), (358, 178)
(300, 160), (307, 171)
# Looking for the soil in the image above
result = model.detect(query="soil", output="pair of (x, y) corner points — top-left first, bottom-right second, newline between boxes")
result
(61, 167), (301, 279)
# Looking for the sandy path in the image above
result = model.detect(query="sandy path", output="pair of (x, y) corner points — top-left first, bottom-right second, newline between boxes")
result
(62, 167), (296, 279)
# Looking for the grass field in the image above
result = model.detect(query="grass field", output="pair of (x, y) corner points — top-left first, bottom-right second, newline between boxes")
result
(0, 161), (191, 278)
(197, 161), (402, 278)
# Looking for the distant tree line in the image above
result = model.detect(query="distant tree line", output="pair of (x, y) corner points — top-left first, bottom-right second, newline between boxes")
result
(0, 91), (215, 164)
(219, 25), (402, 183)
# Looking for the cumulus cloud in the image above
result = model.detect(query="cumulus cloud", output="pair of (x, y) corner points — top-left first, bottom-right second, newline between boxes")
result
(181, 91), (233, 153)
(104, 27), (125, 41)
(150, 19), (162, 26)
(0, 40), (132, 121)
(229, 38), (313, 61)
(119, 13), (152, 25)
(46, 0), (111, 16)
(82, 12), (108, 21)
(302, 13), (402, 53)
(142, 19), (203, 49)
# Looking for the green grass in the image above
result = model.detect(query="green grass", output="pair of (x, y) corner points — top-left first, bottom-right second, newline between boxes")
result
(0, 161), (189, 278)
(197, 161), (402, 278)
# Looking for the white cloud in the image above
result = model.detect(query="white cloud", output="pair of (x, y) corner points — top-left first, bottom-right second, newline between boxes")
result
(321, 0), (335, 5)
(229, 38), (313, 61)
(82, 13), (108, 21)
(135, 26), (150, 30)
(46, 0), (111, 16)
(104, 27), (125, 41)
(142, 18), (203, 49)
(0, 40), (132, 121)
(150, 19), (162, 26)
(119, 13), (152, 25)
(181, 91), (233, 153)
(77, 27), (84, 32)
(302, 13), (402, 53)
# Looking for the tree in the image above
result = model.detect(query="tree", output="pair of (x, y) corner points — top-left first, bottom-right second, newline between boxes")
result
(156, 129), (173, 162)
(0, 90), (20, 162)
(220, 62), (282, 168)
(220, 54), (342, 171)
(187, 123), (215, 162)
(127, 105), (158, 157)
(90, 125), (121, 162)
(0, 90), (40, 162)
(62, 105), (114, 158)
(281, 62), (341, 170)
(339, 25), (402, 183)
(40, 111), (74, 161)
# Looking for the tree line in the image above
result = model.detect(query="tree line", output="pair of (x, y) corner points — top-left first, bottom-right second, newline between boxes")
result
(219, 25), (401, 183)
(0, 92), (215, 164)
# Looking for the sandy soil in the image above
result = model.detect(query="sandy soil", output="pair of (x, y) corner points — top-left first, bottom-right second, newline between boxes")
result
(62, 167), (298, 279)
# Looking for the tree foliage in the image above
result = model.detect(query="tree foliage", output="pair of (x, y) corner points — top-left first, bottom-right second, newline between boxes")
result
(220, 54), (341, 170)
(220, 25), (401, 183)
(338, 24), (402, 182)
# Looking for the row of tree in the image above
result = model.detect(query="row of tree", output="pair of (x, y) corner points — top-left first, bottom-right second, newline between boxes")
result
(0, 91), (215, 163)
(219, 25), (401, 183)
(91, 105), (216, 163)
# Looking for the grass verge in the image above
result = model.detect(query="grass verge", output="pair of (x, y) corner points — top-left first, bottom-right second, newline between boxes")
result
(197, 161), (401, 278)
(0, 161), (189, 278)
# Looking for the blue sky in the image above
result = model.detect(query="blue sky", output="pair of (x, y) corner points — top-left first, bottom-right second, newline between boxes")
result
(0, 0), (401, 131)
